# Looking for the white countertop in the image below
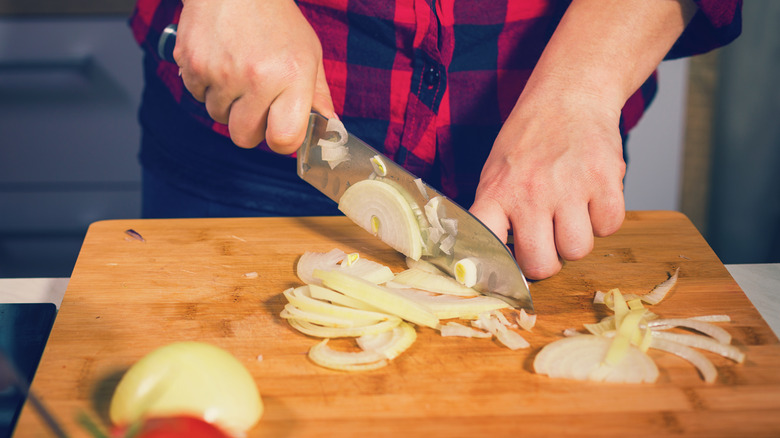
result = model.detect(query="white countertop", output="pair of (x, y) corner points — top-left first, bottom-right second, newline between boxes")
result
(0, 264), (778, 335)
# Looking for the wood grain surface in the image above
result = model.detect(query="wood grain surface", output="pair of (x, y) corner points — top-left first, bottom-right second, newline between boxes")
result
(15, 211), (780, 437)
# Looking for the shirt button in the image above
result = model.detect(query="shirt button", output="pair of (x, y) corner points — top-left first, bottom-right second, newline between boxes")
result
(423, 67), (440, 86)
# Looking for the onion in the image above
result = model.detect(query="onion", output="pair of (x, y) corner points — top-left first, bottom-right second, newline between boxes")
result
(414, 178), (429, 200)
(438, 322), (492, 338)
(454, 258), (478, 288)
(648, 318), (732, 344)
(516, 309), (536, 332)
(619, 267), (681, 305)
(109, 342), (263, 436)
(405, 257), (446, 275)
(296, 249), (346, 285)
(534, 335), (658, 383)
(314, 269), (439, 328)
(283, 286), (390, 324)
(384, 287), (509, 320)
(439, 235), (456, 255)
(471, 312), (530, 350)
(358, 322), (417, 360)
(338, 179), (423, 260)
(604, 308), (647, 365)
(308, 339), (388, 371)
(316, 119), (350, 169)
(338, 255), (395, 284)
(388, 268), (479, 297)
(287, 317), (400, 338)
(370, 155), (387, 176)
(650, 337), (717, 383)
(650, 331), (745, 363)
(281, 303), (368, 328)
(306, 284), (384, 312)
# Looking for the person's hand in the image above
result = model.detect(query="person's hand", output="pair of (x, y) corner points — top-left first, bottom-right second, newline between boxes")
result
(174, 0), (335, 153)
(469, 91), (626, 280)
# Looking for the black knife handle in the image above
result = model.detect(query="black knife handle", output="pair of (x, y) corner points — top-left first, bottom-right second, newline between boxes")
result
(157, 24), (178, 63)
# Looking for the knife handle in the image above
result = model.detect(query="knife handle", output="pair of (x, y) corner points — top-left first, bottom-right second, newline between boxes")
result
(157, 24), (178, 63)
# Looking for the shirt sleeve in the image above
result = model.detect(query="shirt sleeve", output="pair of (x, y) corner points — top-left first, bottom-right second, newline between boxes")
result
(665, 0), (743, 59)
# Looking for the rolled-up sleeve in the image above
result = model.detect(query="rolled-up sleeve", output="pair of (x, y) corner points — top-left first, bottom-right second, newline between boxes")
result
(666, 0), (743, 59)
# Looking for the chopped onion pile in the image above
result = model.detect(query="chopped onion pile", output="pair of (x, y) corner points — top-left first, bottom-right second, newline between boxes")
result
(282, 249), (532, 371)
(536, 268), (744, 384)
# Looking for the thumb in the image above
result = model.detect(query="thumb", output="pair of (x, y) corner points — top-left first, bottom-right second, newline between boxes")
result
(469, 196), (511, 245)
(312, 61), (336, 119)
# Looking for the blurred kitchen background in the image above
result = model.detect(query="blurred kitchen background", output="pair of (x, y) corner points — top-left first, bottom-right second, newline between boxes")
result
(1, 1), (778, 279)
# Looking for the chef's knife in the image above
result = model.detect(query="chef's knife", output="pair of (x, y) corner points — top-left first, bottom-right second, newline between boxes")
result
(157, 24), (532, 310)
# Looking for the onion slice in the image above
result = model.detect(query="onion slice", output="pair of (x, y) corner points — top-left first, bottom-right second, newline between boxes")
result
(650, 331), (745, 363)
(384, 287), (510, 320)
(314, 269), (440, 328)
(388, 268), (479, 297)
(650, 337), (718, 383)
(296, 249), (346, 285)
(647, 318), (732, 344)
(283, 286), (391, 324)
(338, 179), (423, 260)
(287, 317), (400, 338)
(438, 321), (492, 338)
(308, 339), (388, 371)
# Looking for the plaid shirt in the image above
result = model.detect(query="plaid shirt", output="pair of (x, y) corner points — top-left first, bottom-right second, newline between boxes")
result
(130, 0), (741, 206)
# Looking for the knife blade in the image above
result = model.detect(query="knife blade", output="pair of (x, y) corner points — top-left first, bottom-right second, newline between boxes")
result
(298, 113), (533, 310)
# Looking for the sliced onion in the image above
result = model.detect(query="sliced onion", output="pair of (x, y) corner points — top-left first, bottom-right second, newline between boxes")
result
(563, 328), (583, 337)
(281, 303), (369, 328)
(650, 331), (745, 363)
(454, 258), (478, 288)
(317, 118), (348, 148)
(389, 268), (479, 297)
(306, 284), (385, 312)
(287, 317), (400, 338)
(641, 267), (680, 304)
(386, 287), (509, 320)
(620, 267), (681, 304)
(648, 318), (732, 344)
(283, 286), (391, 324)
(338, 179), (423, 260)
(472, 312), (530, 350)
(357, 322), (417, 360)
(405, 257), (446, 275)
(438, 321), (492, 338)
(308, 339), (388, 371)
(604, 308), (646, 365)
(650, 337), (717, 383)
(296, 249), (346, 285)
(516, 309), (537, 332)
(314, 269), (439, 328)
(414, 178), (429, 200)
(534, 335), (658, 383)
(439, 234), (456, 255)
(338, 256), (395, 284)
(689, 314), (731, 323)
(370, 155), (387, 176)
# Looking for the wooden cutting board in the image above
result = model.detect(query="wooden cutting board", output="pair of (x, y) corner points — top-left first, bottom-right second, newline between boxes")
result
(16, 211), (780, 437)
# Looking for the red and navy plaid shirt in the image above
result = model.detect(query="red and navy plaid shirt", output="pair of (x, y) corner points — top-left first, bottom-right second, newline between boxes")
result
(130, 0), (741, 206)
